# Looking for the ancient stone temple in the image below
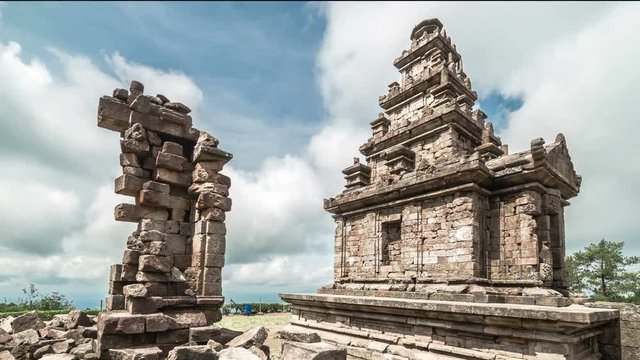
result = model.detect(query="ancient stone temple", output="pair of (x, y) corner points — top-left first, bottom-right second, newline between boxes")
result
(281, 19), (620, 359)
(95, 81), (232, 359)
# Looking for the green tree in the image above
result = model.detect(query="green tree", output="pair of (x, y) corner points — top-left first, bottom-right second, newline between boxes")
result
(22, 283), (40, 310)
(566, 239), (640, 303)
(35, 292), (74, 311)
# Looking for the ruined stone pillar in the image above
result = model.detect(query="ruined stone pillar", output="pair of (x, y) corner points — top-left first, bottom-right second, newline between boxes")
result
(95, 81), (232, 358)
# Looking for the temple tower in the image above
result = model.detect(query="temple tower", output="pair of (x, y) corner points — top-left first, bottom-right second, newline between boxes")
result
(282, 18), (618, 360)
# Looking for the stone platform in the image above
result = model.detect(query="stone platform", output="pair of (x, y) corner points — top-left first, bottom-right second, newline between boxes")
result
(280, 293), (619, 360)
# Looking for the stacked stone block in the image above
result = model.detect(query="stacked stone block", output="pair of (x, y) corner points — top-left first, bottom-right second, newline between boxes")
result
(96, 80), (232, 358)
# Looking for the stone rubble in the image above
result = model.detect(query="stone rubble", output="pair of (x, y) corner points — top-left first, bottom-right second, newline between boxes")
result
(280, 342), (346, 360)
(0, 310), (339, 360)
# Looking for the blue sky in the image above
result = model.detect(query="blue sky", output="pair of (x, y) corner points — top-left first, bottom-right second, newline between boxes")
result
(0, 2), (638, 309)
(1, 2), (326, 169)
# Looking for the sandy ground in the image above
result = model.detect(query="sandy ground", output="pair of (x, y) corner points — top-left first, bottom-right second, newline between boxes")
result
(218, 313), (290, 359)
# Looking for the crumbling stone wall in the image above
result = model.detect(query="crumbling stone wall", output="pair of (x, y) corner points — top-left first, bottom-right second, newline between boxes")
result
(96, 80), (232, 358)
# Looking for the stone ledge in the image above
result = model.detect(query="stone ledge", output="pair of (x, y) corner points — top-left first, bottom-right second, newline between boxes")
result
(280, 293), (619, 324)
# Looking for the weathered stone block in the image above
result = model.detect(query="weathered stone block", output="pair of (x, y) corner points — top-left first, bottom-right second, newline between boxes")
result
(139, 219), (166, 233)
(153, 168), (191, 188)
(11, 329), (40, 344)
(196, 193), (231, 211)
(218, 348), (261, 360)
(169, 196), (190, 211)
(66, 310), (93, 329)
(202, 268), (222, 296)
(115, 175), (144, 197)
(192, 234), (225, 255)
(120, 153), (141, 168)
(281, 341), (346, 360)
(226, 326), (267, 349)
(194, 221), (226, 235)
(121, 139), (150, 156)
(115, 204), (169, 222)
(138, 255), (173, 273)
(162, 142), (183, 156)
(108, 347), (163, 360)
(200, 208), (226, 222)
(163, 310), (209, 328)
(139, 190), (171, 208)
(106, 295), (125, 311)
(156, 329), (189, 345)
(144, 314), (182, 333)
(165, 220), (180, 234)
(191, 168), (231, 186)
(123, 283), (148, 298)
(189, 326), (222, 344)
(156, 152), (187, 172)
(171, 208), (187, 222)
(130, 111), (196, 142)
(173, 254), (192, 269)
(97, 312), (145, 335)
(143, 241), (169, 256)
(122, 250), (141, 265)
(167, 345), (217, 360)
(194, 161), (224, 172)
(126, 298), (159, 315)
(193, 145), (232, 164)
(11, 311), (45, 333)
(98, 96), (130, 132)
(165, 234), (187, 255)
(142, 181), (170, 194)
(276, 326), (321, 343)
(135, 271), (170, 282)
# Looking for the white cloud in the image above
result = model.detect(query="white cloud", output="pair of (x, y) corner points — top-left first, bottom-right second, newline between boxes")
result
(499, 3), (640, 253)
(224, 255), (332, 289)
(225, 156), (330, 263)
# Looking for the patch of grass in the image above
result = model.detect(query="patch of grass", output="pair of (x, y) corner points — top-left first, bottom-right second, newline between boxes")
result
(217, 313), (290, 331)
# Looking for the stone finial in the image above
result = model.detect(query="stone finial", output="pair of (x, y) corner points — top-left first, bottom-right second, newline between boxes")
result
(555, 133), (566, 145)
(353, 157), (360, 165)
(531, 137), (547, 160)
(410, 18), (443, 40)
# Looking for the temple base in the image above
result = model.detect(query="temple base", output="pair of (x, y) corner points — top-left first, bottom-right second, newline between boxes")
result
(280, 293), (619, 360)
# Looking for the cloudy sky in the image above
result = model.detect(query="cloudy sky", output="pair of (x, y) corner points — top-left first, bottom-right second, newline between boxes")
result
(0, 2), (638, 308)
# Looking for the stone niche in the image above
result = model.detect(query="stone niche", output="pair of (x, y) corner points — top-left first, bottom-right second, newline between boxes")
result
(95, 81), (232, 359)
(282, 18), (620, 360)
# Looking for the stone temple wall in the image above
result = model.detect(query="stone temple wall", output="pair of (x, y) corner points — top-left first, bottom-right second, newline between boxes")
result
(332, 186), (569, 298)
